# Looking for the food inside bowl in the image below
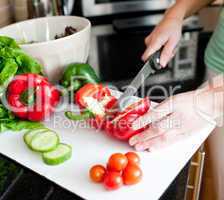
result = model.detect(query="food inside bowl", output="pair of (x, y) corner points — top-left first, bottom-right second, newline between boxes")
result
(18, 40), (36, 45)
(55, 26), (78, 39)
(18, 26), (78, 45)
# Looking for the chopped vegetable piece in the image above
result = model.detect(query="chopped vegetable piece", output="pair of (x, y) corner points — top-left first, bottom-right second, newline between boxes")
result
(67, 83), (150, 140)
(65, 110), (94, 121)
(30, 131), (59, 152)
(66, 83), (117, 129)
(42, 144), (72, 165)
(24, 128), (49, 147)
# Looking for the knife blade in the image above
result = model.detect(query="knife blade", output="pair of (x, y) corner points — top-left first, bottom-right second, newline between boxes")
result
(118, 50), (162, 110)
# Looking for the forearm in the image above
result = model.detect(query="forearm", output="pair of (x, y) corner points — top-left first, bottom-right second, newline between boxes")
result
(210, 75), (224, 121)
(165, 0), (216, 21)
(197, 75), (224, 124)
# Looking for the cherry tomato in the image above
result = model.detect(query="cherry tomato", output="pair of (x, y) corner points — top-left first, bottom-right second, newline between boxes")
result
(107, 153), (128, 172)
(125, 152), (140, 165)
(103, 172), (123, 190)
(89, 165), (106, 183)
(122, 164), (142, 185)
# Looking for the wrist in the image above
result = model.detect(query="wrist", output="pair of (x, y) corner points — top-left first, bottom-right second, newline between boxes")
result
(199, 85), (224, 125)
(164, 2), (187, 22)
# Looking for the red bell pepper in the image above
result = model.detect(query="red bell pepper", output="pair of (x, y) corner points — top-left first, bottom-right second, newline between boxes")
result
(65, 83), (117, 124)
(7, 73), (60, 121)
(65, 83), (150, 140)
(104, 98), (150, 140)
(75, 83), (116, 109)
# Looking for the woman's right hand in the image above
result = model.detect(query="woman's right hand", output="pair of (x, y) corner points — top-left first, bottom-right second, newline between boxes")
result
(142, 17), (183, 67)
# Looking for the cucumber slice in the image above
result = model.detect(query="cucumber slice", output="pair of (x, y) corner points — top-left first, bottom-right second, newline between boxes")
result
(24, 128), (49, 147)
(30, 131), (59, 153)
(42, 144), (72, 165)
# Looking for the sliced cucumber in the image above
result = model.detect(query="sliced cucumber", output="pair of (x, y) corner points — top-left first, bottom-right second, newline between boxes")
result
(30, 131), (59, 153)
(42, 144), (72, 165)
(24, 128), (49, 147)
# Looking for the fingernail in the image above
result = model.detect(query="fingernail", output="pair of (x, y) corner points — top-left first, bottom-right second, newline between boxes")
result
(129, 137), (138, 146)
(142, 53), (149, 62)
(160, 60), (166, 68)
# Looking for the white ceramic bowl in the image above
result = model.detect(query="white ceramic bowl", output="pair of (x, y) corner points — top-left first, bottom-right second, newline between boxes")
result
(0, 16), (91, 82)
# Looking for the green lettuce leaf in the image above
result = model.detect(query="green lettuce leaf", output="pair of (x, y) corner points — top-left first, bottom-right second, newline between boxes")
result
(0, 58), (18, 85)
(0, 36), (19, 49)
(0, 103), (44, 133)
(15, 53), (42, 74)
(0, 36), (43, 94)
(3, 120), (44, 131)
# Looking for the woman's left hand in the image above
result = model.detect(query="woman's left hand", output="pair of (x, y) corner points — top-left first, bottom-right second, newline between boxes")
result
(129, 88), (218, 151)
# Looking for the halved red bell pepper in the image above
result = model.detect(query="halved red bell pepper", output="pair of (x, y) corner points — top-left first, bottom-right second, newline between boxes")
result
(104, 97), (150, 140)
(65, 83), (150, 140)
(65, 83), (117, 124)
(75, 83), (114, 109)
(6, 73), (60, 121)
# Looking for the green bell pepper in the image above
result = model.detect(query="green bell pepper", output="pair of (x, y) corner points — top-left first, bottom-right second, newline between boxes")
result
(60, 63), (100, 92)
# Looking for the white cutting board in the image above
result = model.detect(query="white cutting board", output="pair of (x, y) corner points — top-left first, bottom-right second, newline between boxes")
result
(0, 101), (215, 200)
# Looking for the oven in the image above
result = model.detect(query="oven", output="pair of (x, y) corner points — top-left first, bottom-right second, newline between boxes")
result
(81, 0), (174, 17)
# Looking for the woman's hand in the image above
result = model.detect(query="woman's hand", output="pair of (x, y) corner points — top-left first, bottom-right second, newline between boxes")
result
(142, 0), (216, 66)
(142, 17), (183, 67)
(129, 87), (221, 151)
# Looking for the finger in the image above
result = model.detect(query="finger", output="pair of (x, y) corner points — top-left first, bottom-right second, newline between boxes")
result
(144, 35), (151, 45)
(135, 129), (185, 151)
(142, 37), (165, 62)
(129, 123), (164, 147)
(142, 126), (188, 152)
(132, 98), (174, 131)
(130, 112), (180, 147)
(160, 38), (178, 67)
(133, 112), (182, 151)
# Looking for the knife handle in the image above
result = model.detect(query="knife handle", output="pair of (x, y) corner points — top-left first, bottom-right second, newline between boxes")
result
(149, 50), (162, 71)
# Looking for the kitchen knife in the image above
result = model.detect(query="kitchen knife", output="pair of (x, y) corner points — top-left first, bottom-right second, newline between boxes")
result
(118, 50), (162, 110)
